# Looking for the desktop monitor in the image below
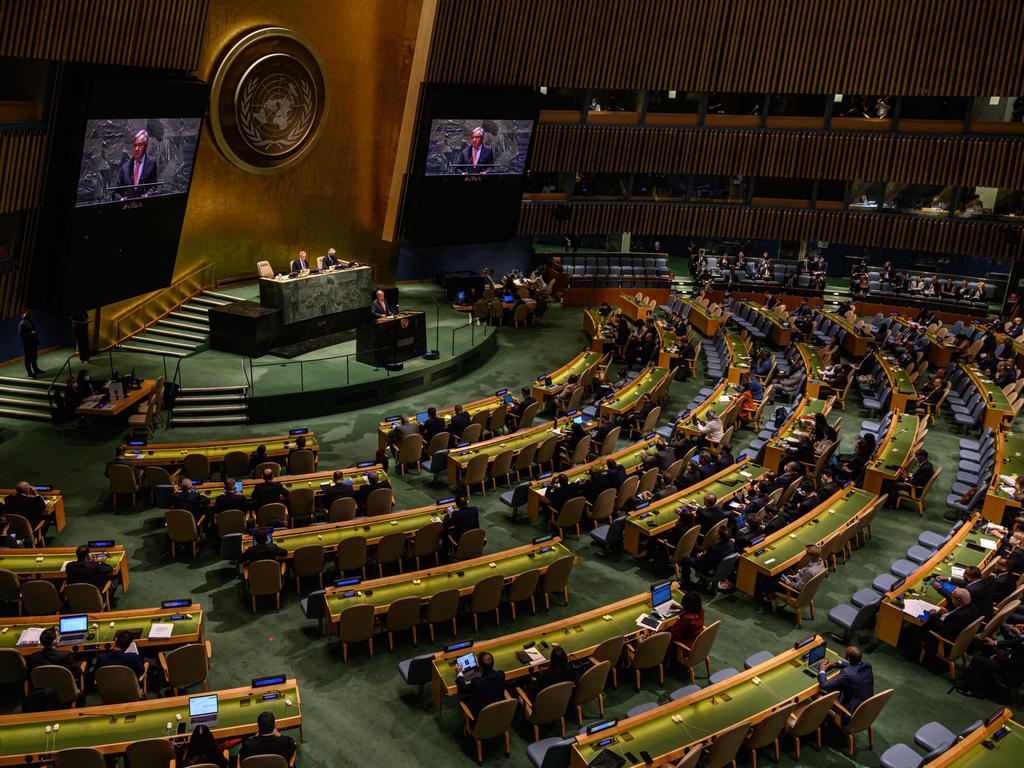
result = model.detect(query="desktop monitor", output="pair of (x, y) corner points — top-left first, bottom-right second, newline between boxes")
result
(58, 615), (89, 635)
(650, 582), (672, 609)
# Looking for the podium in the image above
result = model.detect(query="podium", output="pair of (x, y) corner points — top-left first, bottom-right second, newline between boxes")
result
(356, 311), (427, 366)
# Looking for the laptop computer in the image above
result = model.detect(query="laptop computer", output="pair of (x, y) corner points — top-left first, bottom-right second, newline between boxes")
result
(56, 614), (89, 646)
(188, 693), (219, 729)
(416, 412), (429, 424)
(651, 582), (682, 619)
(455, 651), (481, 681)
(803, 642), (827, 672)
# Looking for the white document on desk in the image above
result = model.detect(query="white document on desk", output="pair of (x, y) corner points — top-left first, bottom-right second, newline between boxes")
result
(903, 599), (938, 617)
(148, 623), (174, 640)
(16, 628), (44, 646)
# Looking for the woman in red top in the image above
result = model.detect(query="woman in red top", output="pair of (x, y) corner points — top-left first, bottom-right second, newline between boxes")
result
(669, 591), (705, 649)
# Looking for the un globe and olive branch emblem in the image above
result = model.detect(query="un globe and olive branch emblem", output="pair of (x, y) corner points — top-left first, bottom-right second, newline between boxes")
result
(210, 28), (327, 174)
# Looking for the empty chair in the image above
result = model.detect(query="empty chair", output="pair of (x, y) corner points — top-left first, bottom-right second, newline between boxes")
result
(397, 652), (434, 704)
(108, 463), (140, 509)
(540, 555), (574, 609)
(300, 589), (328, 636)
(412, 521), (443, 569)
(470, 574), (505, 630)
(338, 603), (376, 662)
(385, 595), (421, 651)
(455, 528), (486, 561)
(336, 536), (368, 579)
(624, 631), (671, 690)
(550, 496), (585, 540)
(526, 737), (575, 768)
(222, 451), (250, 479)
(287, 487), (315, 525)
(744, 702), (797, 768)
(21, 579), (62, 615)
(365, 487), (394, 517)
(291, 544), (325, 593)
(240, 757), (289, 768)
(159, 641), (211, 695)
(570, 659), (610, 725)
(837, 688), (894, 756)
(166, 508), (204, 559)
(395, 433), (424, 477)
(506, 568), (541, 620)
(327, 497), (357, 522)
(246, 559), (285, 613)
(786, 690), (840, 760)
(461, 696), (519, 764)
(701, 721), (751, 768)
(498, 482), (531, 520)
(0, 648), (27, 695)
(256, 502), (288, 528)
(217, 507), (247, 538)
(124, 738), (176, 768)
(182, 453), (212, 483)
(462, 454), (490, 497)
(425, 588), (460, 641)
(29, 664), (80, 707)
(588, 635), (624, 689)
(54, 748), (106, 768)
(66, 582), (109, 613)
(828, 592), (882, 642)
(373, 531), (407, 577)
(95, 664), (145, 703)
(517, 680), (574, 741)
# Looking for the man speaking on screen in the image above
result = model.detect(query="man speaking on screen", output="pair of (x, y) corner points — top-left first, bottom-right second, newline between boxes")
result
(459, 127), (494, 174)
(115, 129), (158, 199)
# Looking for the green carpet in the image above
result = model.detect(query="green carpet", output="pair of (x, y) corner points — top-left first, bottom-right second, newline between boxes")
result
(0, 286), (1000, 768)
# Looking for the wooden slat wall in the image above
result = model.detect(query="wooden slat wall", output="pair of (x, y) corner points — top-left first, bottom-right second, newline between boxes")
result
(518, 203), (1023, 260)
(427, 0), (1024, 96)
(531, 126), (1024, 188)
(0, 0), (208, 71)
(0, 128), (46, 215)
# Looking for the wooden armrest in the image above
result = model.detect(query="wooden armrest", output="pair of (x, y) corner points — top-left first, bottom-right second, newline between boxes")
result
(195, 515), (207, 530)
(279, 563), (287, 574)
(460, 700), (475, 721)
(99, 581), (112, 594)
(832, 701), (853, 718)
(205, 640), (213, 659)
(159, 652), (170, 679)
(927, 630), (954, 650)
(672, 640), (692, 653)
(447, 535), (457, 547)
(776, 581), (799, 596)
(139, 660), (150, 682)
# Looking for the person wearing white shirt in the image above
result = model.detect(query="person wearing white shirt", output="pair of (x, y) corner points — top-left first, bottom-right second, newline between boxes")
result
(697, 409), (724, 446)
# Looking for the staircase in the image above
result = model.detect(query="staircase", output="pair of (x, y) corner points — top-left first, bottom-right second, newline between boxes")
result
(0, 376), (60, 421)
(171, 385), (249, 427)
(119, 290), (239, 358)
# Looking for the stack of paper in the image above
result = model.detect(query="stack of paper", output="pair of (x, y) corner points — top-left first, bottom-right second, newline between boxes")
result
(902, 598), (938, 618)
(523, 647), (545, 664)
(16, 628), (43, 646)
(148, 623), (174, 640)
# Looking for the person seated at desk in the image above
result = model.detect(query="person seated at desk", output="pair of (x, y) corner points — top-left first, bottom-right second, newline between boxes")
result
(237, 711), (297, 764)
(242, 528), (287, 564)
(457, 651), (506, 718)
(250, 470), (289, 511)
(321, 247), (341, 270)
(907, 587), (981, 659)
(603, 459), (627, 489)
(370, 289), (396, 317)
(762, 544), (826, 601)
(786, 434), (816, 466)
(752, 352), (773, 379)
(290, 250), (310, 273)
(214, 478), (248, 519)
(553, 374), (581, 414)
(935, 565), (993, 618)
(545, 474), (581, 512)
(523, 645), (577, 701)
(355, 470), (390, 512)
(695, 450), (719, 480)
(506, 387), (535, 431)
(642, 440), (679, 472)
(443, 495), (480, 544)
(691, 492), (725, 534)
(669, 591), (705, 649)
(694, 409), (724, 447)
(26, 627), (79, 674)
(985, 557), (1018, 606)
(418, 407), (447, 442)
(171, 478), (211, 523)
(4, 481), (49, 537)
(0, 515), (27, 548)
(676, 527), (735, 588)
(1005, 316), (1024, 338)
(735, 381), (759, 427)
(247, 445), (269, 476)
(448, 403), (472, 441)
(624, 393), (656, 433)
(388, 415), (419, 449)
(322, 471), (355, 509)
(580, 467), (610, 504)
(819, 364), (850, 398)
(962, 631), (1024, 701)
(881, 448), (934, 507)
(836, 434), (874, 485)
(105, 446), (141, 483)
(818, 645), (875, 721)
(65, 544), (114, 589)
(771, 461), (804, 494)
(179, 724), (228, 768)
(675, 336), (697, 380)
(93, 630), (148, 679)
(287, 435), (314, 464)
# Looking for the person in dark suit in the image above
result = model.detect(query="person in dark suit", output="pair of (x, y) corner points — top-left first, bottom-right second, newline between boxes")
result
(321, 248), (341, 269)
(643, 440), (678, 472)
(443, 495), (480, 544)
(419, 407), (447, 442)
(456, 651), (506, 717)
(170, 478), (212, 522)
(250, 470), (289, 511)
(290, 250), (310, 273)
(322, 471), (356, 509)
(937, 566), (994, 618)
(545, 475), (580, 512)
(105, 446), (141, 483)
(241, 528), (287, 564)
(115, 129), (158, 199)
(914, 588), (981, 658)
(0, 515), (27, 548)
(355, 470), (390, 511)
(786, 435), (816, 466)
(459, 127), (495, 174)
(592, 418), (618, 451)
(17, 310), (42, 377)
(987, 557), (1018, 605)
(604, 459), (627, 489)
(882, 448), (934, 506)
(247, 445), (269, 476)
(677, 527), (735, 586)
(695, 492), (724, 534)
(388, 415), (420, 449)
(526, 644), (577, 699)
(65, 545), (114, 588)
(506, 387), (536, 430)
(237, 712), (297, 764)
(448, 404), (472, 441)
(370, 289), (395, 317)
(772, 462), (803, 494)
(818, 646), (874, 718)
(93, 630), (147, 677)
(214, 479), (247, 519)
(26, 628), (79, 674)
(581, 468), (610, 504)
(5, 482), (48, 533)
(963, 631), (1024, 699)
(816, 468), (841, 499)
(737, 482), (770, 518)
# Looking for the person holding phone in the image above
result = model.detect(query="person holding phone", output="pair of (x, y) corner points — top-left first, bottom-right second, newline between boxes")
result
(456, 651), (505, 717)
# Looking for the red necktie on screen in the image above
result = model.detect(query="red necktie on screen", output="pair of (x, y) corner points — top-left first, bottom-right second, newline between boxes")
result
(473, 148), (479, 166)
(133, 161), (141, 186)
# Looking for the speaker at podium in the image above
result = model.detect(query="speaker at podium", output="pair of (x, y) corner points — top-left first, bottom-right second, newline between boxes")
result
(356, 311), (427, 366)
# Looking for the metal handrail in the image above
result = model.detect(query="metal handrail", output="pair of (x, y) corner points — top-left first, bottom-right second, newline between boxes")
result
(110, 262), (216, 345)
(450, 319), (494, 356)
(45, 349), (115, 413)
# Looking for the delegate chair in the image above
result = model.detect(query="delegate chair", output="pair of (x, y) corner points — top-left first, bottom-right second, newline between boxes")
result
(65, 582), (109, 612)
(124, 738), (176, 768)
(95, 664), (146, 703)
(540, 555), (574, 609)
(247, 559), (285, 613)
(516, 680), (574, 741)
(770, 569), (827, 628)
(30, 664), (81, 707)
(470, 574), (504, 631)
(54, 748), (106, 768)
(21, 580), (62, 615)
(385, 595), (421, 651)
(462, 695), (519, 764)
(108, 463), (140, 509)
(571, 659), (611, 726)
(159, 642), (212, 696)
(291, 544), (325, 593)
(506, 569), (541, 620)
(624, 631), (671, 690)
(835, 688), (895, 756)
(674, 620), (720, 683)
(702, 721), (751, 768)
(786, 690), (840, 760)
(425, 588), (460, 642)
(339, 603), (376, 662)
(166, 508), (205, 559)
(0, 648), (28, 695)
(589, 635), (624, 690)
(744, 702), (797, 768)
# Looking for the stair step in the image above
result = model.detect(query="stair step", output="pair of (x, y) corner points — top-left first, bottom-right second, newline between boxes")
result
(180, 385), (247, 394)
(175, 394), (246, 404)
(0, 395), (50, 410)
(0, 406), (51, 421)
(180, 304), (209, 314)
(174, 404), (248, 414)
(202, 289), (241, 302)
(172, 415), (249, 426)
(119, 343), (188, 358)
(160, 318), (209, 333)
(0, 375), (60, 390)
(169, 311), (209, 325)
(134, 335), (201, 351)
(147, 325), (207, 342)
(189, 295), (230, 308)
(0, 385), (51, 399)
